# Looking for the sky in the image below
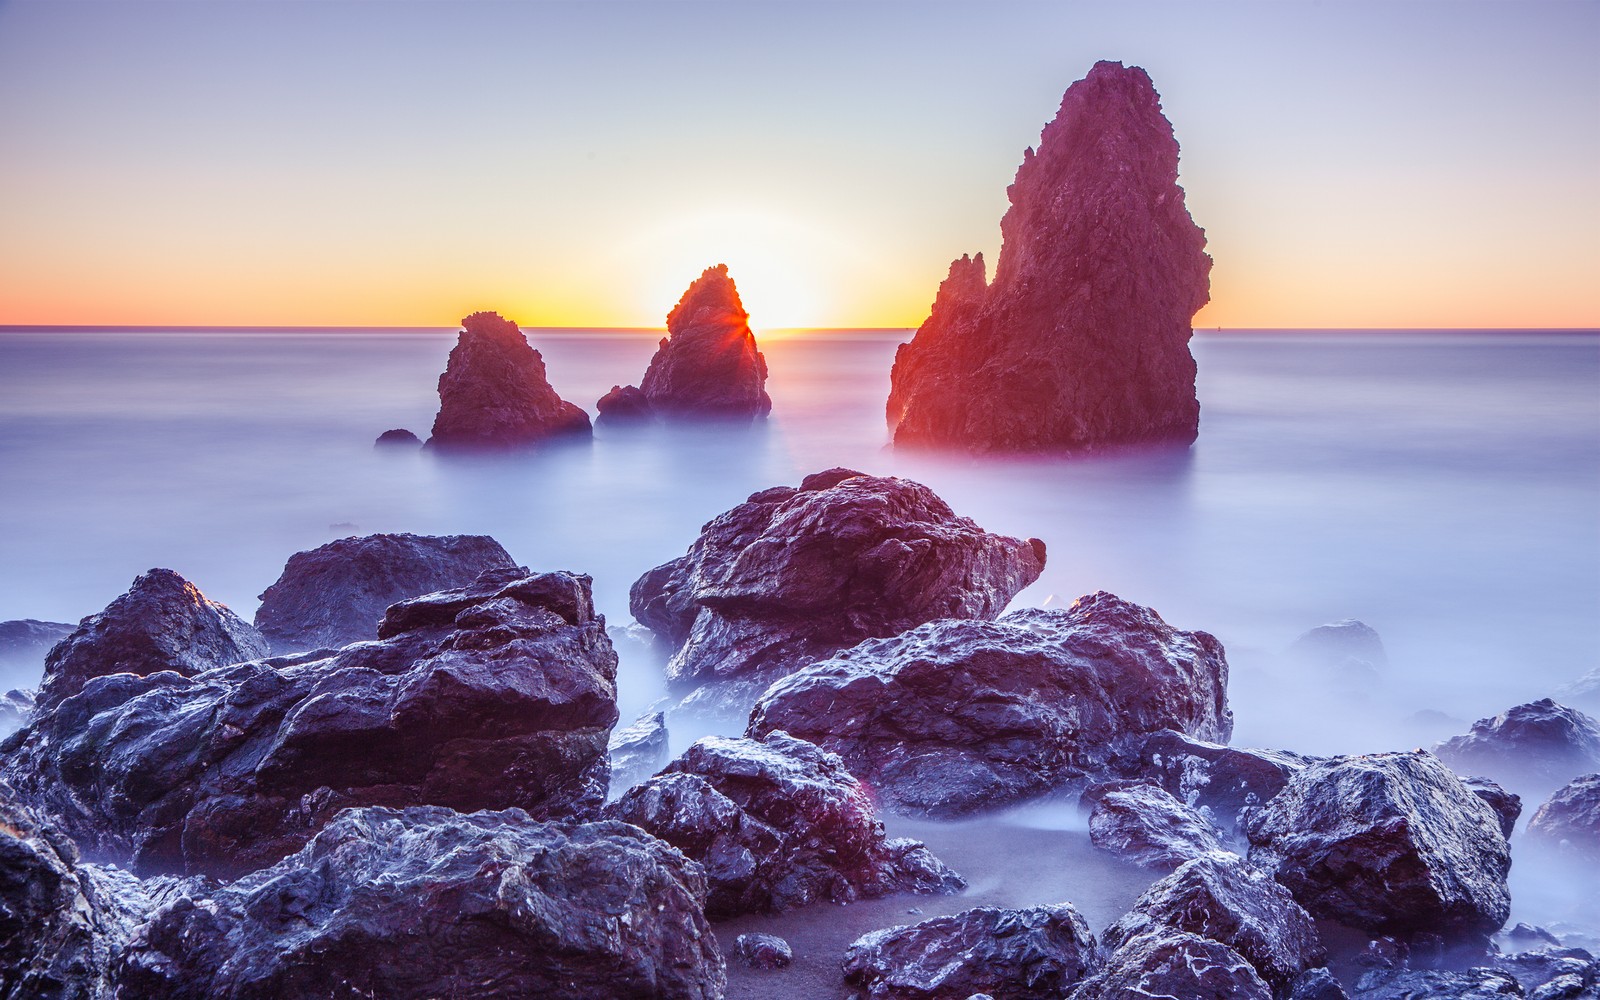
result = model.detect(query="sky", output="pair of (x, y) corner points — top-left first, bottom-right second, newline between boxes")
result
(0, 0), (1596, 330)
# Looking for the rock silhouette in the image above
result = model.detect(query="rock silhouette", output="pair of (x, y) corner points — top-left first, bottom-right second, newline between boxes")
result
(427, 311), (591, 449)
(887, 61), (1210, 453)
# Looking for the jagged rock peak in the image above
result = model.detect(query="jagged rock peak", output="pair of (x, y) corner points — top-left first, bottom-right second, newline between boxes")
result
(426, 310), (591, 449)
(636, 264), (772, 418)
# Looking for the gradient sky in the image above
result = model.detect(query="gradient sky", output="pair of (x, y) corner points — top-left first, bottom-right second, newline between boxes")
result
(1, 0), (1596, 330)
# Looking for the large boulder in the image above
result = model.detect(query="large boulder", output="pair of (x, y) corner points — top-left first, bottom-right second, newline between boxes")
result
(1525, 773), (1600, 862)
(748, 592), (1232, 818)
(1243, 751), (1511, 945)
(886, 61), (1210, 454)
(2, 569), (618, 878)
(1083, 781), (1227, 871)
(842, 904), (1099, 1000)
(115, 806), (726, 1000)
(1070, 926), (1271, 1000)
(426, 311), (591, 449)
(604, 732), (963, 918)
(1124, 729), (1313, 837)
(35, 569), (268, 711)
(631, 468), (1045, 709)
(0, 619), (74, 674)
(1435, 699), (1600, 798)
(253, 532), (519, 653)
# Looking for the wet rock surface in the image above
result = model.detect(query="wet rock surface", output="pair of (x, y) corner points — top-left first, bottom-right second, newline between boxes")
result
(604, 732), (963, 918)
(1243, 751), (1511, 945)
(3, 568), (618, 878)
(34, 569), (268, 710)
(1125, 728), (1312, 836)
(632, 468), (1045, 709)
(627, 264), (771, 420)
(749, 592), (1231, 817)
(1349, 967), (1525, 999)
(1071, 926), (1272, 1000)
(606, 710), (668, 795)
(886, 61), (1210, 454)
(1525, 773), (1600, 861)
(733, 932), (792, 970)
(1083, 780), (1227, 870)
(253, 532), (518, 654)
(1436, 700), (1600, 798)
(1492, 947), (1599, 998)
(842, 904), (1098, 1000)
(426, 310), (591, 449)
(115, 806), (727, 1000)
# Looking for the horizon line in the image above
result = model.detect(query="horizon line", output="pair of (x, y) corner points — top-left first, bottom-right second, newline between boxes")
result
(1, 324), (1597, 335)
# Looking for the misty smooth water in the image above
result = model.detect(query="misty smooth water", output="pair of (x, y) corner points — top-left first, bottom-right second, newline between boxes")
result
(2, 328), (1598, 976)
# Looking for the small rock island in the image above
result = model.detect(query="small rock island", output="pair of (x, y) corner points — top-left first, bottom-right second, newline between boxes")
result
(427, 311), (591, 449)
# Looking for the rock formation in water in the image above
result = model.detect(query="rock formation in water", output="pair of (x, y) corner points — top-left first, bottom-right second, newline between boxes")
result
(253, 532), (518, 653)
(1525, 772), (1600, 861)
(598, 265), (771, 423)
(886, 61), (1211, 453)
(373, 428), (421, 448)
(2, 568), (618, 878)
(1435, 698), (1600, 798)
(427, 311), (591, 449)
(630, 468), (1045, 715)
(1072, 927), (1272, 1000)
(747, 592), (1232, 817)
(1082, 781), (1228, 871)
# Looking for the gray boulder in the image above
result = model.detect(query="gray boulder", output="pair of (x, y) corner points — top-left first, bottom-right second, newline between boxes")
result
(1525, 773), (1600, 862)
(1083, 781), (1227, 870)
(1070, 926), (1272, 1000)
(1435, 700), (1600, 799)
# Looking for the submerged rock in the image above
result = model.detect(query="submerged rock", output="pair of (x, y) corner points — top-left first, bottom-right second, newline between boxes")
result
(749, 592), (1231, 817)
(426, 311), (591, 449)
(373, 427), (421, 448)
(1071, 926), (1271, 1000)
(35, 569), (268, 711)
(604, 732), (963, 918)
(733, 932), (792, 970)
(0, 618), (74, 673)
(595, 383), (653, 423)
(253, 532), (518, 653)
(607, 710), (669, 795)
(886, 61), (1210, 454)
(639, 264), (771, 419)
(3, 569), (618, 878)
(631, 468), (1044, 711)
(1435, 699), (1600, 797)
(1525, 773), (1600, 862)
(115, 806), (726, 1000)
(1243, 751), (1511, 945)
(1084, 781), (1228, 870)
(842, 904), (1098, 1000)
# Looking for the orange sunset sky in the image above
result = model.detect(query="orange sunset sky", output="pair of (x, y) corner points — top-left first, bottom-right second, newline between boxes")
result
(1, 1), (1596, 331)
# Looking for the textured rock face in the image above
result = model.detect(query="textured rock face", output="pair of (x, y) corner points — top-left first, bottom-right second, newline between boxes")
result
(638, 264), (771, 419)
(253, 532), (518, 653)
(1128, 729), (1312, 836)
(749, 592), (1232, 817)
(886, 61), (1210, 454)
(1101, 851), (1326, 995)
(3, 569), (619, 878)
(1435, 699), (1600, 797)
(1071, 927), (1271, 1000)
(36, 569), (268, 710)
(607, 710), (669, 795)
(116, 806), (726, 1000)
(0, 619), (74, 673)
(1463, 776), (1522, 839)
(842, 904), (1098, 1000)
(1525, 773), (1600, 861)
(1349, 967), (1524, 999)
(427, 311), (591, 449)
(631, 468), (1045, 708)
(0, 687), (36, 737)
(604, 732), (963, 918)
(1084, 781), (1227, 870)
(1243, 751), (1511, 944)
(733, 932), (792, 970)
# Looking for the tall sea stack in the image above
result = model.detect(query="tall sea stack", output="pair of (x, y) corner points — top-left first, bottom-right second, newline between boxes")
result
(887, 61), (1211, 453)
(427, 311), (591, 449)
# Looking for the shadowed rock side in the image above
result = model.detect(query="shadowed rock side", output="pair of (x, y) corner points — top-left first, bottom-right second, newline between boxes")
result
(887, 61), (1210, 453)
(600, 264), (771, 423)
(35, 569), (268, 711)
(1525, 772), (1600, 861)
(606, 710), (669, 796)
(115, 807), (727, 1000)
(604, 732), (964, 918)
(1, 568), (619, 879)
(1435, 699), (1600, 798)
(427, 311), (591, 449)
(253, 532), (518, 654)
(748, 592), (1231, 818)
(630, 468), (1045, 713)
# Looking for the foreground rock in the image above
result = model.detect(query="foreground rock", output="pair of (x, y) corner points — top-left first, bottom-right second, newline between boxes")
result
(1084, 781), (1227, 870)
(607, 710), (669, 795)
(3, 569), (618, 878)
(1435, 699), (1600, 797)
(1525, 773), (1600, 862)
(1348, 967), (1524, 999)
(116, 806), (726, 1000)
(35, 569), (268, 710)
(1243, 751), (1511, 945)
(1125, 729), (1312, 836)
(1101, 851), (1325, 995)
(1071, 927), (1271, 1000)
(426, 311), (591, 449)
(1285, 619), (1388, 692)
(750, 592), (1231, 817)
(605, 732), (963, 918)
(253, 532), (518, 653)
(632, 468), (1044, 710)
(842, 904), (1098, 1000)
(0, 618), (74, 673)
(886, 61), (1210, 454)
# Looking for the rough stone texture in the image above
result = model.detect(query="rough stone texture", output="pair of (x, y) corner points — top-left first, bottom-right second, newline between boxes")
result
(604, 732), (963, 918)
(1101, 850), (1326, 995)
(1525, 773), (1600, 862)
(595, 383), (653, 423)
(733, 932), (792, 970)
(1493, 949), (1599, 999)
(1084, 781), (1227, 870)
(632, 468), (1045, 709)
(1126, 729), (1312, 837)
(0, 688), (35, 738)
(35, 569), (268, 711)
(1435, 700), (1600, 798)
(426, 311), (591, 449)
(886, 61), (1210, 454)
(1291, 968), (1352, 1000)
(638, 264), (771, 419)
(607, 710), (669, 795)
(2, 569), (618, 879)
(0, 619), (74, 673)
(1070, 927), (1272, 1000)
(115, 806), (726, 1000)
(1350, 968), (1525, 999)
(373, 428), (421, 448)
(1464, 776), (1523, 839)
(253, 532), (519, 654)
(749, 592), (1231, 818)
(1243, 751), (1512, 944)
(842, 904), (1098, 1000)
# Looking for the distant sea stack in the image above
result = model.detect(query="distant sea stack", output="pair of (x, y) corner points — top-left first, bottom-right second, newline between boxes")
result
(887, 61), (1211, 453)
(596, 265), (771, 423)
(426, 311), (591, 450)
